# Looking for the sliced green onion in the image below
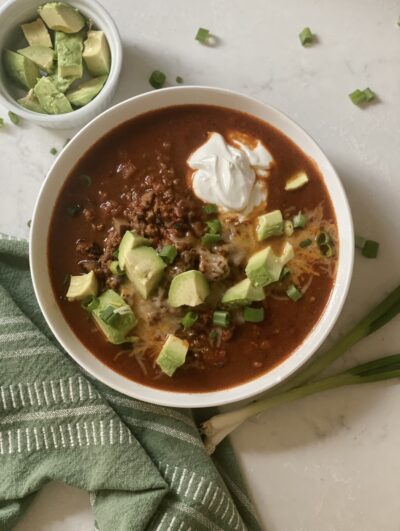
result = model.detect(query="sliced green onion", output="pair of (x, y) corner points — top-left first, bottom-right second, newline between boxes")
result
(362, 240), (379, 259)
(27, 219), (32, 228)
(109, 260), (124, 276)
(280, 266), (291, 281)
(299, 27), (314, 46)
(202, 233), (221, 247)
(81, 174), (92, 187)
(50, 147), (58, 155)
(286, 284), (303, 302)
(8, 111), (20, 125)
(299, 238), (312, 248)
(0, 118), (4, 128)
(213, 310), (230, 328)
(67, 204), (82, 217)
(159, 245), (178, 264)
(316, 231), (331, 246)
(176, 76), (184, 84)
(99, 305), (120, 325)
(202, 203), (218, 214)
(195, 27), (210, 43)
(349, 88), (376, 106)
(209, 329), (219, 345)
(320, 243), (335, 257)
(181, 311), (198, 329)
(149, 70), (166, 89)
(63, 138), (71, 147)
(363, 87), (375, 102)
(243, 306), (264, 323)
(293, 211), (306, 229)
(81, 296), (99, 313)
(206, 219), (222, 234)
(355, 235), (367, 249)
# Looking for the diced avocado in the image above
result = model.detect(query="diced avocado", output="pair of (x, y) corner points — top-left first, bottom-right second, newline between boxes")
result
(168, 270), (210, 308)
(125, 246), (166, 299)
(3, 50), (39, 89)
(21, 18), (52, 48)
(221, 278), (265, 306)
(33, 77), (73, 114)
(17, 89), (46, 113)
(67, 75), (107, 107)
(48, 73), (76, 93)
(55, 31), (84, 79)
(83, 30), (111, 76)
(118, 231), (151, 270)
(285, 171), (309, 191)
(156, 334), (189, 377)
(92, 289), (137, 345)
(38, 2), (85, 33)
(245, 242), (295, 288)
(66, 270), (98, 301)
(256, 210), (284, 241)
(18, 46), (55, 73)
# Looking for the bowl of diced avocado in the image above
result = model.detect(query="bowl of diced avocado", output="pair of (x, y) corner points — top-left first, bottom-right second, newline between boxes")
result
(0, 0), (122, 128)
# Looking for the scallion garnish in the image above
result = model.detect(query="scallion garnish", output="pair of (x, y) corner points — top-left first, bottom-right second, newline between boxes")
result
(299, 238), (312, 248)
(316, 231), (331, 246)
(213, 310), (230, 328)
(27, 219), (32, 228)
(82, 174), (92, 187)
(67, 204), (82, 217)
(349, 88), (376, 106)
(0, 118), (4, 128)
(202, 233), (221, 247)
(320, 243), (335, 257)
(8, 111), (20, 125)
(355, 235), (367, 249)
(316, 231), (335, 257)
(63, 138), (71, 147)
(293, 211), (306, 229)
(280, 266), (291, 281)
(286, 284), (303, 301)
(195, 27), (210, 44)
(81, 296), (99, 313)
(159, 245), (178, 264)
(109, 261), (124, 276)
(299, 27), (314, 46)
(206, 219), (222, 234)
(176, 76), (183, 84)
(243, 306), (264, 323)
(362, 240), (379, 259)
(202, 203), (218, 214)
(100, 306), (120, 325)
(181, 311), (198, 329)
(149, 70), (166, 90)
(50, 147), (58, 155)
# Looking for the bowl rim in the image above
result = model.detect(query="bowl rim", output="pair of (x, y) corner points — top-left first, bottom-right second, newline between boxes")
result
(30, 85), (354, 408)
(0, 0), (123, 125)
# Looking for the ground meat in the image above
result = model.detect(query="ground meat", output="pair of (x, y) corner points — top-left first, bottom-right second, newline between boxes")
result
(75, 239), (102, 258)
(198, 248), (230, 281)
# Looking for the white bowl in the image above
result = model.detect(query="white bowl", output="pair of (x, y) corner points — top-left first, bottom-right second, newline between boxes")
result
(0, 0), (122, 129)
(30, 86), (354, 408)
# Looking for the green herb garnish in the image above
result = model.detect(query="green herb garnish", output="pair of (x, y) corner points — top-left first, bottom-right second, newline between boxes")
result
(149, 70), (166, 89)
(50, 147), (58, 155)
(109, 261), (124, 276)
(293, 211), (306, 229)
(159, 245), (178, 264)
(349, 88), (376, 106)
(202, 233), (221, 247)
(206, 219), (222, 234)
(202, 203), (218, 215)
(299, 238), (312, 248)
(181, 311), (198, 329)
(213, 310), (230, 328)
(286, 284), (303, 302)
(195, 27), (210, 44)
(8, 111), (20, 125)
(27, 219), (32, 228)
(243, 306), (264, 323)
(299, 27), (314, 46)
(176, 76), (184, 84)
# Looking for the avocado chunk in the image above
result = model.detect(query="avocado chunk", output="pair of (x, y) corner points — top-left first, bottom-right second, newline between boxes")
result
(67, 75), (107, 107)
(33, 76), (73, 114)
(17, 89), (46, 113)
(256, 210), (284, 241)
(125, 246), (166, 299)
(245, 242), (294, 288)
(21, 18), (52, 48)
(168, 270), (210, 308)
(118, 231), (151, 270)
(18, 46), (55, 73)
(66, 270), (98, 301)
(55, 31), (83, 79)
(285, 171), (309, 191)
(83, 30), (111, 76)
(38, 2), (85, 34)
(156, 334), (189, 377)
(3, 50), (39, 89)
(48, 73), (76, 93)
(91, 289), (137, 345)
(221, 278), (265, 306)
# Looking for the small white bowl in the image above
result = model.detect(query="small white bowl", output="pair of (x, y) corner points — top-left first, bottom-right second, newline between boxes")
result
(30, 87), (354, 407)
(0, 0), (122, 129)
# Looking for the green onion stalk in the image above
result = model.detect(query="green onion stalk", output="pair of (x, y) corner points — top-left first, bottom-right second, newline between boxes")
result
(201, 285), (400, 453)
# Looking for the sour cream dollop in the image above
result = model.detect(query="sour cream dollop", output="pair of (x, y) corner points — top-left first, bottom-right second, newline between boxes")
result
(187, 132), (273, 214)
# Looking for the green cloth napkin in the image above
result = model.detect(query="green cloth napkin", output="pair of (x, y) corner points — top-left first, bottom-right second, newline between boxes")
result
(0, 235), (262, 531)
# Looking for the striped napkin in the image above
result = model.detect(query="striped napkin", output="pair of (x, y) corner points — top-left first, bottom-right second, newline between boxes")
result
(0, 235), (262, 531)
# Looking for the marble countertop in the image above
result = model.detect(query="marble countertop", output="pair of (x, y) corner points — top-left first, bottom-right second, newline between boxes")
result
(1, 0), (400, 529)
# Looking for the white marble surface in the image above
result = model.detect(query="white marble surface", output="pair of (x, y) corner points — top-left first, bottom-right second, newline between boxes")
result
(1, 0), (400, 529)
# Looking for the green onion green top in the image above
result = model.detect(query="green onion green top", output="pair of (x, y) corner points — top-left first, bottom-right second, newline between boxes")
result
(8, 111), (20, 125)
(243, 306), (264, 323)
(181, 311), (198, 329)
(362, 240), (379, 259)
(109, 261), (124, 276)
(50, 147), (58, 155)
(149, 70), (166, 90)
(299, 238), (312, 248)
(286, 284), (303, 302)
(202, 233), (221, 247)
(202, 203), (218, 214)
(293, 211), (306, 229)
(206, 219), (222, 234)
(349, 88), (376, 106)
(299, 27), (314, 46)
(213, 310), (230, 328)
(195, 27), (210, 43)
(159, 245), (178, 264)
(176, 76), (184, 84)
(355, 235), (367, 249)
